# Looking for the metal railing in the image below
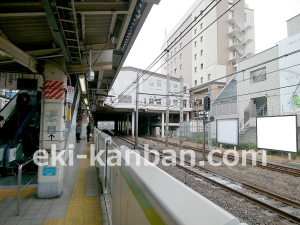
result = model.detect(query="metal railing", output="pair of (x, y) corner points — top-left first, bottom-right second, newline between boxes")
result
(17, 157), (38, 216)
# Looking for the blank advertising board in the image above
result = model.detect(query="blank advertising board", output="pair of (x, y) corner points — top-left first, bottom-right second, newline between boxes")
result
(257, 115), (298, 153)
(216, 119), (239, 146)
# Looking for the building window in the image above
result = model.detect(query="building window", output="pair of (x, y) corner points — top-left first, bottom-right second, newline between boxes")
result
(208, 74), (211, 81)
(157, 80), (162, 90)
(200, 36), (203, 42)
(195, 80), (197, 86)
(175, 48), (177, 53)
(200, 23), (203, 29)
(171, 61), (173, 66)
(180, 53), (182, 59)
(173, 100), (178, 106)
(201, 63), (203, 69)
(171, 51), (173, 56)
(180, 42), (182, 48)
(245, 13), (247, 22)
(164, 67), (166, 71)
(173, 84), (178, 91)
(194, 29), (197, 34)
(171, 71), (172, 76)
(156, 99), (161, 105)
(251, 67), (266, 83)
(180, 64), (182, 70)
(201, 77), (203, 83)
(175, 58), (177, 63)
(194, 67), (197, 73)
(149, 82), (154, 90)
(144, 98), (146, 104)
(201, 50), (203, 56)
(118, 95), (132, 104)
(149, 98), (154, 105)
(174, 69), (177, 74)
(194, 54), (197, 60)
(194, 41), (197, 47)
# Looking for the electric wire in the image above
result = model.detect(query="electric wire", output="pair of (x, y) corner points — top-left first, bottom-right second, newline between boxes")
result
(113, 0), (241, 106)
(114, 0), (223, 102)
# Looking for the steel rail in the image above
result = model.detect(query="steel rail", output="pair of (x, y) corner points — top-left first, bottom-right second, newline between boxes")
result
(115, 135), (300, 224)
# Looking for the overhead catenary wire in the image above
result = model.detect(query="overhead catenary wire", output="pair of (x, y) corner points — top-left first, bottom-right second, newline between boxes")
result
(113, 0), (241, 106)
(114, 0), (223, 103)
(110, 61), (300, 110)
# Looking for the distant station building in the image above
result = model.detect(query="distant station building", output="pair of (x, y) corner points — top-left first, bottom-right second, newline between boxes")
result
(211, 13), (300, 145)
(104, 66), (193, 137)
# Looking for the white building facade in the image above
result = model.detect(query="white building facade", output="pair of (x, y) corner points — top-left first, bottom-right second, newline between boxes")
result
(105, 67), (192, 137)
(211, 13), (300, 146)
(161, 0), (255, 88)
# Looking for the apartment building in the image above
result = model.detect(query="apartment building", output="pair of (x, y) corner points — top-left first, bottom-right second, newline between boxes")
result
(105, 67), (192, 136)
(211, 13), (300, 145)
(161, 0), (255, 119)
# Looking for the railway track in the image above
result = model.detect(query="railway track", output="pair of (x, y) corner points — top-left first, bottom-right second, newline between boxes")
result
(141, 136), (300, 177)
(114, 135), (300, 224)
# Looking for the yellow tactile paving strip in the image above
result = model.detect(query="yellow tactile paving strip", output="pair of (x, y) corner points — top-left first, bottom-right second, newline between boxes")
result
(0, 187), (37, 202)
(44, 139), (103, 225)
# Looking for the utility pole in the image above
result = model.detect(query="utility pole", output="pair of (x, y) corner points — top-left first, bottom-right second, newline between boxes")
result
(180, 77), (184, 149)
(166, 71), (170, 147)
(202, 119), (206, 160)
(135, 72), (139, 149)
(165, 52), (170, 147)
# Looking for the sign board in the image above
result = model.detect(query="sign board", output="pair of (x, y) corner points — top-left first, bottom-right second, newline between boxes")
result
(257, 115), (298, 153)
(66, 86), (74, 103)
(44, 80), (66, 100)
(216, 119), (239, 146)
(0, 73), (18, 89)
(47, 126), (56, 134)
(91, 103), (96, 112)
(82, 116), (88, 121)
(67, 108), (72, 121)
(9, 148), (16, 162)
(42, 167), (57, 176)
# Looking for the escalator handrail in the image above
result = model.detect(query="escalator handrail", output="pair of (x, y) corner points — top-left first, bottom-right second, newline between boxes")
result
(0, 92), (19, 120)
(2, 97), (40, 170)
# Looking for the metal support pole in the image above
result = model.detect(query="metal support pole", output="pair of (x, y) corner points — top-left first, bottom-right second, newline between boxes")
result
(17, 165), (22, 216)
(135, 72), (139, 149)
(202, 121), (206, 160)
(180, 77), (183, 149)
(166, 71), (170, 147)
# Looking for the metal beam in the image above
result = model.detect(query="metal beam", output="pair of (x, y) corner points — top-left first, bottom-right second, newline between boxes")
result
(0, 11), (129, 17)
(66, 62), (112, 73)
(41, 0), (71, 62)
(108, 14), (117, 42)
(0, 35), (38, 72)
(116, 0), (137, 50)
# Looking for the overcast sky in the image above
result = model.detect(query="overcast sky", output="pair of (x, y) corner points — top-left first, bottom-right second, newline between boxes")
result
(124, 0), (300, 72)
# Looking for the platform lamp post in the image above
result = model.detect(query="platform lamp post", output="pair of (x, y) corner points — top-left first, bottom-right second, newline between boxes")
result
(135, 71), (139, 149)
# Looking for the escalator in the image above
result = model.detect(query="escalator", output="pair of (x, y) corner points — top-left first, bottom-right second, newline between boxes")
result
(0, 91), (41, 177)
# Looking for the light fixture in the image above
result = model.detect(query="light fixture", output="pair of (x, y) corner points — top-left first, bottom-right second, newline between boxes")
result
(87, 50), (94, 81)
(84, 98), (88, 105)
(0, 49), (5, 57)
(79, 75), (86, 94)
(87, 106), (90, 110)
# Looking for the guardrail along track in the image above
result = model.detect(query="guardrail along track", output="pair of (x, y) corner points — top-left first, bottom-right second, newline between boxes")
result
(114, 135), (300, 224)
(141, 136), (300, 177)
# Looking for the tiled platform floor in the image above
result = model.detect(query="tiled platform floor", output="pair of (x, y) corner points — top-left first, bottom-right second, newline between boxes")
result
(0, 139), (102, 225)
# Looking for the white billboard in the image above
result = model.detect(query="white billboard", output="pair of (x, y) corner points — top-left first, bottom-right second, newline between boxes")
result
(257, 115), (298, 153)
(216, 119), (239, 146)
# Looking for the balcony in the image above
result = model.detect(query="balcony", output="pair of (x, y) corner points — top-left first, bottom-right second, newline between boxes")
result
(229, 52), (243, 64)
(229, 40), (242, 51)
(228, 26), (241, 38)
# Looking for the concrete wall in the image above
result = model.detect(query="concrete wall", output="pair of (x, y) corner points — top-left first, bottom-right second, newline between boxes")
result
(287, 14), (300, 37)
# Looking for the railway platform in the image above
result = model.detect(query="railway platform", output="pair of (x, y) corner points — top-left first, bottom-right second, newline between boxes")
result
(0, 139), (104, 225)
